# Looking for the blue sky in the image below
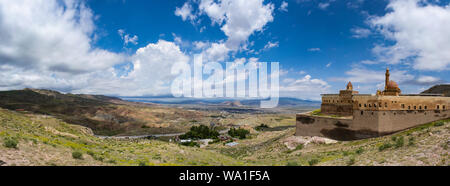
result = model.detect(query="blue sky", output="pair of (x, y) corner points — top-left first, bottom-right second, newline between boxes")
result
(0, 0), (449, 100)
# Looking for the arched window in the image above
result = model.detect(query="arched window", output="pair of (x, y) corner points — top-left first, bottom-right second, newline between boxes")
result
(361, 111), (363, 115)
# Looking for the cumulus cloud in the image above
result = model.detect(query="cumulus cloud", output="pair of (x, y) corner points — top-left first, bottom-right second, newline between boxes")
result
(118, 29), (138, 45)
(404, 75), (445, 86)
(175, 2), (196, 21)
(369, 0), (450, 71)
(175, 0), (275, 61)
(263, 41), (279, 50)
(351, 27), (371, 38)
(0, 0), (192, 96)
(0, 0), (125, 74)
(279, 1), (288, 12)
(280, 74), (330, 100)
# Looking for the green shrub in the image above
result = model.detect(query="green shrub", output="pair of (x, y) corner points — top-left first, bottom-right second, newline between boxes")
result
(86, 150), (95, 157)
(434, 121), (444, 127)
(295, 144), (304, 151)
(378, 143), (392, 151)
(138, 161), (147, 166)
(255, 124), (269, 131)
(342, 151), (350, 156)
(94, 155), (104, 162)
(391, 136), (397, 141)
(72, 151), (83, 159)
(286, 161), (298, 166)
(180, 141), (199, 147)
(3, 137), (18, 149)
(308, 159), (319, 166)
(179, 125), (219, 140)
(228, 128), (250, 139)
(355, 147), (364, 154)
(395, 136), (404, 148)
(347, 157), (355, 166)
(408, 137), (415, 146)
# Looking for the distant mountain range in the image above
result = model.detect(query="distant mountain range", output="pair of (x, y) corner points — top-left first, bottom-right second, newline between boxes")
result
(121, 96), (321, 108)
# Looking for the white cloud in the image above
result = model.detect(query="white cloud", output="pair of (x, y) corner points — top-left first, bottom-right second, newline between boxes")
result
(279, 1), (288, 12)
(318, 2), (330, 10)
(263, 41), (279, 50)
(326, 62), (332, 68)
(308, 48), (321, 52)
(415, 76), (441, 84)
(204, 42), (230, 62)
(193, 41), (209, 50)
(175, 0), (276, 62)
(118, 29), (138, 45)
(280, 74), (330, 100)
(0, 0), (125, 74)
(369, 0), (450, 71)
(350, 27), (371, 38)
(198, 0), (275, 51)
(175, 2), (196, 21)
(331, 67), (414, 84)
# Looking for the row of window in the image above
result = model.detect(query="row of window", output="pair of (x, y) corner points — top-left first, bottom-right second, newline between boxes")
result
(358, 103), (445, 110)
(323, 100), (353, 103)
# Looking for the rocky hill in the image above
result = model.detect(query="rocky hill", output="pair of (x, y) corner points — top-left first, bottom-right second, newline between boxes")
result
(0, 89), (207, 136)
(421, 84), (450, 96)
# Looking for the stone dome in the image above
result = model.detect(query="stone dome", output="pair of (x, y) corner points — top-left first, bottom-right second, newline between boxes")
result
(387, 80), (399, 89)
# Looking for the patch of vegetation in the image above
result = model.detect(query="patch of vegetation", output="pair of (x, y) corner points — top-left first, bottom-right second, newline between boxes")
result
(285, 144), (304, 153)
(391, 136), (397, 141)
(286, 161), (298, 166)
(434, 121), (444, 127)
(342, 151), (350, 156)
(308, 159), (319, 166)
(347, 157), (355, 166)
(3, 137), (18, 149)
(255, 124), (269, 131)
(180, 141), (200, 147)
(394, 136), (404, 148)
(295, 144), (304, 151)
(355, 147), (364, 155)
(72, 151), (83, 159)
(138, 161), (147, 166)
(311, 109), (321, 115)
(179, 125), (219, 140)
(378, 143), (392, 151)
(408, 137), (415, 146)
(86, 150), (95, 157)
(228, 128), (250, 139)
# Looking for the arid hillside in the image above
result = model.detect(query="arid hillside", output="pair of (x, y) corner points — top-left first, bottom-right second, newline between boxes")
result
(0, 107), (448, 166)
(0, 89), (214, 136)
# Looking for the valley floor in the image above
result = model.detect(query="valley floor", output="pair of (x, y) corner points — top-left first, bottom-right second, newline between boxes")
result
(0, 108), (448, 166)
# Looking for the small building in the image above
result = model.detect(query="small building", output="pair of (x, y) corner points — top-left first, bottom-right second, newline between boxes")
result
(296, 68), (450, 140)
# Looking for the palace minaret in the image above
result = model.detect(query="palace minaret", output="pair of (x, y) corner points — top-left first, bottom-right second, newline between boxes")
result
(385, 67), (390, 90)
